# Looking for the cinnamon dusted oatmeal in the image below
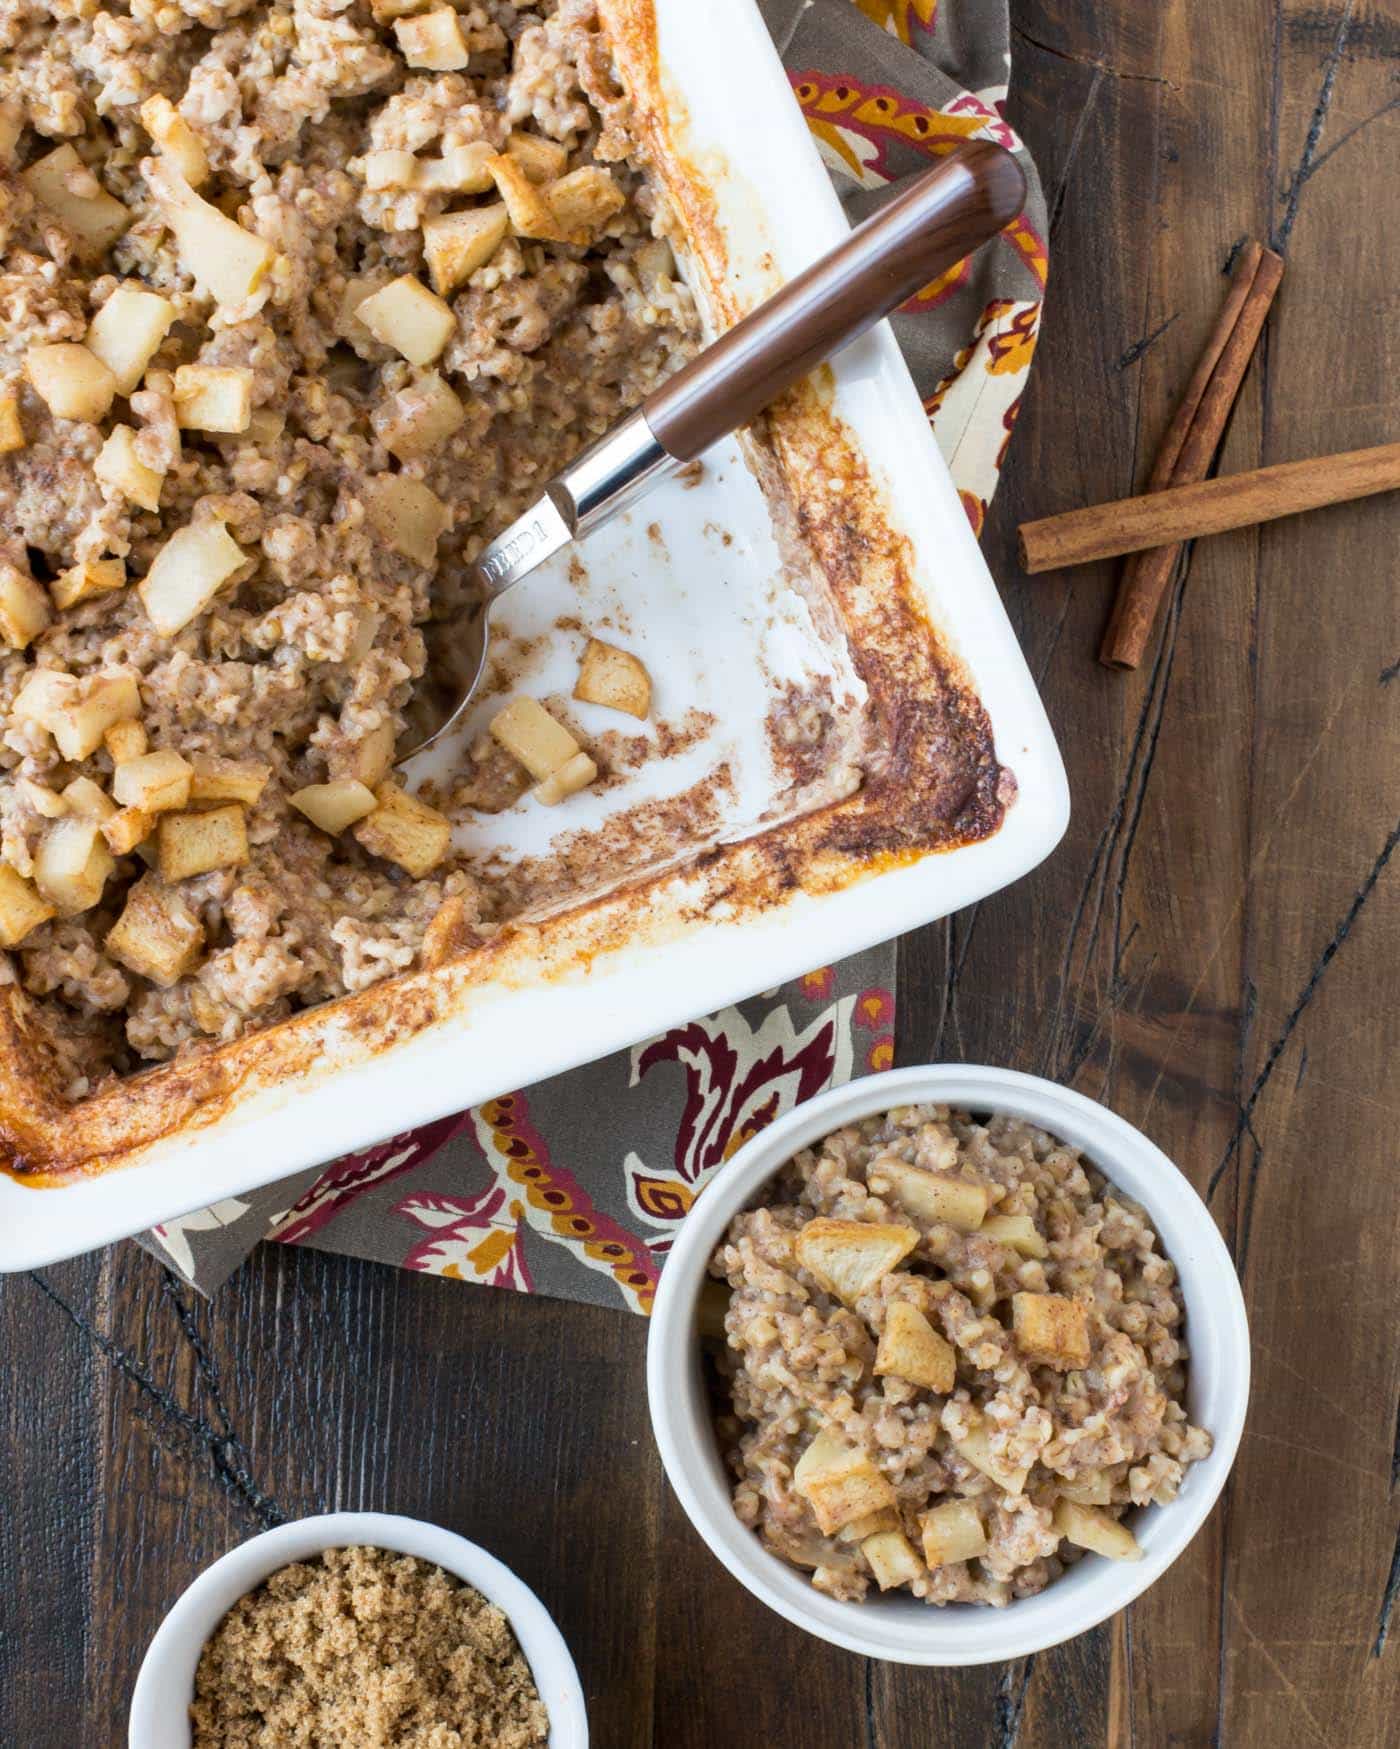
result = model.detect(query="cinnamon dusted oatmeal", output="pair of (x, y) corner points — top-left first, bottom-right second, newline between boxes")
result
(0, 0), (698, 1096)
(706, 1105), (1213, 1605)
(189, 1544), (549, 1748)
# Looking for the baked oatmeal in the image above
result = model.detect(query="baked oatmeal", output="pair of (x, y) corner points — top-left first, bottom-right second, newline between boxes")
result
(190, 1544), (549, 1747)
(707, 1105), (1213, 1605)
(0, 0), (697, 1096)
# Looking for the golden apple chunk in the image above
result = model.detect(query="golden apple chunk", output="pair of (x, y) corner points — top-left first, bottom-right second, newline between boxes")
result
(506, 130), (569, 183)
(102, 806), (155, 856)
(792, 1428), (897, 1537)
(0, 865), (55, 946)
(364, 475), (449, 567)
(874, 1300), (956, 1393)
(574, 637), (651, 718)
(793, 1217), (919, 1306)
(980, 1212), (1048, 1258)
(867, 1156), (988, 1231)
(421, 204), (509, 297)
(95, 425), (165, 514)
(290, 779), (378, 835)
(353, 782), (452, 877)
(371, 372), (465, 460)
(393, 7), (470, 69)
(113, 749), (193, 814)
(61, 776), (116, 822)
(920, 1498), (988, 1568)
(85, 282), (176, 395)
(138, 518), (248, 636)
(50, 557), (126, 611)
(952, 1416), (1030, 1497)
(158, 804), (248, 881)
(140, 94), (209, 186)
(543, 166), (626, 244)
(148, 160), (275, 309)
(489, 695), (582, 782)
(1012, 1292), (1091, 1371)
(1052, 1499), (1142, 1562)
(188, 756), (271, 806)
(0, 562), (53, 650)
(104, 718), (148, 763)
(860, 1528), (926, 1591)
(25, 342), (116, 423)
(533, 750), (597, 806)
(173, 365), (253, 434)
(0, 392), (25, 453)
(35, 817), (115, 915)
(21, 143), (131, 258)
(106, 873), (204, 985)
(355, 275), (456, 367)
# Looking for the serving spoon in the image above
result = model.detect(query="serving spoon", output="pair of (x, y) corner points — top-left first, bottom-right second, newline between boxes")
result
(399, 139), (1027, 761)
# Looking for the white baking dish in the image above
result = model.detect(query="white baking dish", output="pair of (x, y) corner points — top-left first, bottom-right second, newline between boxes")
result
(0, 0), (1066, 1267)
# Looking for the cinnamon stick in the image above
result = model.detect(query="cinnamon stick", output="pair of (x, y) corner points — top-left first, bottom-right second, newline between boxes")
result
(1018, 443), (1400, 571)
(1097, 242), (1284, 669)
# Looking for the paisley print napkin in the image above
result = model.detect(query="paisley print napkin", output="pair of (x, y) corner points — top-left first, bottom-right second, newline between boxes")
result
(138, 0), (1046, 1302)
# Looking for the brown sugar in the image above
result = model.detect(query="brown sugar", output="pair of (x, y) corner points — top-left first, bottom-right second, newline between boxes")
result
(189, 1544), (550, 1747)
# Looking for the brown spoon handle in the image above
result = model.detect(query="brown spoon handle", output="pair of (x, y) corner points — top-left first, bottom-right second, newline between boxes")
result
(642, 140), (1028, 463)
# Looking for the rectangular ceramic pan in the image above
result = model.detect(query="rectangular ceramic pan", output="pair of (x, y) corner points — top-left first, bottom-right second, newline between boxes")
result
(0, 0), (1068, 1268)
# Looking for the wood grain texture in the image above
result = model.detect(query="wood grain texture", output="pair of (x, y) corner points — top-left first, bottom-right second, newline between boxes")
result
(1, 1), (1397, 1744)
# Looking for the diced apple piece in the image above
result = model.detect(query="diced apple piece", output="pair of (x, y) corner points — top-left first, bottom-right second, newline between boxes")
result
(173, 364), (252, 434)
(29, 671), (139, 760)
(25, 343), (115, 423)
(60, 776), (116, 822)
(489, 695), (580, 782)
(792, 1429), (897, 1537)
(0, 864), (55, 945)
(952, 1417), (1030, 1497)
(352, 781), (451, 876)
(421, 204), (509, 297)
(364, 474), (449, 567)
(246, 408), (285, 446)
(414, 144), (496, 193)
(370, 0), (422, 18)
(139, 94), (209, 186)
(147, 160), (275, 309)
(21, 144), (131, 259)
(835, 1507), (900, 1545)
(361, 148), (418, 190)
(188, 755), (270, 806)
(138, 518), (247, 636)
(371, 371), (465, 460)
(0, 392), (24, 453)
(394, 7), (469, 68)
(1057, 1472), (1114, 1507)
(105, 872), (204, 984)
(95, 425), (164, 513)
(113, 749), (192, 813)
(18, 778), (66, 819)
(102, 806), (154, 856)
(506, 130), (569, 183)
(355, 275), (455, 367)
(486, 151), (558, 238)
(874, 1300), (956, 1393)
(867, 1156), (988, 1232)
(1012, 1292), (1091, 1371)
(793, 1217), (919, 1307)
(85, 282), (176, 395)
(290, 779), (377, 834)
(574, 637), (651, 718)
(0, 561), (53, 650)
(103, 718), (148, 763)
(981, 1212), (1048, 1258)
(35, 818), (114, 915)
(920, 1499), (988, 1569)
(158, 804), (247, 881)
(419, 891), (474, 969)
(861, 1528), (925, 1592)
(533, 750), (596, 806)
(544, 165), (626, 243)
(339, 718), (397, 788)
(50, 557), (125, 611)
(1052, 1500), (1142, 1562)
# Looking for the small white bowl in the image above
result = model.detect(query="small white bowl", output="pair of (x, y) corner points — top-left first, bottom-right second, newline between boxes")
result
(128, 1511), (588, 1746)
(647, 1064), (1250, 1665)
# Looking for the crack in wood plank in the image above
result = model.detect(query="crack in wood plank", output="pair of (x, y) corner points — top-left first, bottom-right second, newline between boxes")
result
(1380, 657), (1399, 684)
(28, 1269), (288, 1531)
(1045, 65), (1105, 243)
(994, 1653), (1037, 1748)
(1273, 0), (1358, 254)
(1207, 818), (1399, 1202)
(1117, 313), (1180, 371)
(1012, 23), (1183, 89)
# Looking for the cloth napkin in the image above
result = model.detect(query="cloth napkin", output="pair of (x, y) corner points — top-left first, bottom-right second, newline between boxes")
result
(138, 0), (1047, 1301)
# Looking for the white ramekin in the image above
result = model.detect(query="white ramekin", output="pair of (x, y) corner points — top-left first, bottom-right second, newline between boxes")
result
(646, 1064), (1250, 1665)
(128, 1511), (588, 1746)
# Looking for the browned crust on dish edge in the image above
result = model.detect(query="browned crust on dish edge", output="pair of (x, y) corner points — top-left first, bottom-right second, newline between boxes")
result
(1, 0), (1008, 1185)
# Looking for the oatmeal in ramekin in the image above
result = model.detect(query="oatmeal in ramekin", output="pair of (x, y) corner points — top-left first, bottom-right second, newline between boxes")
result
(706, 1104), (1213, 1606)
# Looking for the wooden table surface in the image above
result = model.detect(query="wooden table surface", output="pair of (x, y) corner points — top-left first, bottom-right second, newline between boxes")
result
(3, 1), (1397, 1743)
